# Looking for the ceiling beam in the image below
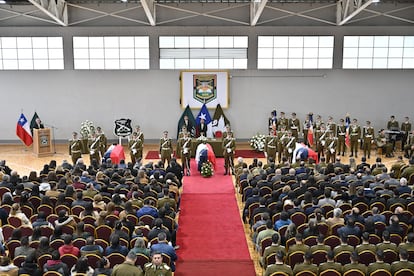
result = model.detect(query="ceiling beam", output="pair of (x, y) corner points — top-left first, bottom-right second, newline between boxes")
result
(27, 0), (67, 26)
(337, 0), (374, 26)
(141, 0), (156, 26)
(250, 0), (268, 26)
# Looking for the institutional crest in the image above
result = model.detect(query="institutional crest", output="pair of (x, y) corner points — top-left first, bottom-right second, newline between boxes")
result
(193, 74), (217, 104)
(114, 118), (132, 137)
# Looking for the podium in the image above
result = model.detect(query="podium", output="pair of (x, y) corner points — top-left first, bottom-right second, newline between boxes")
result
(33, 128), (53, 157)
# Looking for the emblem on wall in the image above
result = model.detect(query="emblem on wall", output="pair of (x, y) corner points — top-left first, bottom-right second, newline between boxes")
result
(114, 119), (132, 137)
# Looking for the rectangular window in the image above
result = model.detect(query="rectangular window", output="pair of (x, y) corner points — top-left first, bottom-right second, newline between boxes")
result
(257, 36), (334, 69)
(0, 37), (63, 70)
(73, 36), (149, 70)
(159, 36), (248, 69)
(343, 36), (414, 69)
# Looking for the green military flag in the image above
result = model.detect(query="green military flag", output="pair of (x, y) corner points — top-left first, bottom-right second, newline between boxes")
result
(211, 103), (230, 137)
(177, 105), (196, 138)
(30, 111), (43, 134)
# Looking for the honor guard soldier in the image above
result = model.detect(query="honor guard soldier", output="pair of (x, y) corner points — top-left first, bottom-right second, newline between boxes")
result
(69, 132), (82, 165)
(144, 252), (172, 276)
(278, 112), (289, 131)
(277, 126), (287, 163)
(362, 121), (375, 159)
(222, 131), (236, 175)
(178, 125), (187, 140)
(159, 131), (173, 167)
(268, 110), (277, 135)
(283, 130), (296, 163)
(376, 129), (394, 158)
(326, 116), (337, 136)
(222, 124), (233, 139)
(325, 131), (338, 163)
(129, 132), (144, 165)
(265, 128), (278, 164)
(336, 119), (347, 156)
(96, 126), (107, 157)
(404, 130), (414, 158)
(316, 123), (328, 160)
(387, 115), (400, 151)
(349, 119), (361, 158)
(401, 116), (411, 151)
(177, 131), (192, 176)
(303, 114), (312, 146)
(313, 114), (324, 132)
(289, 112), (300, 140)
(89, 132), (101, 164)
(135, 125), (144, 149)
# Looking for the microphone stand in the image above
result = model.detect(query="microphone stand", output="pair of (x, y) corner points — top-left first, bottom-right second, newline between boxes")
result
(45, 124), (58, 154)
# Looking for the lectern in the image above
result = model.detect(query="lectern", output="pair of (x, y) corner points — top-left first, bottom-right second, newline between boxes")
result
(33, 128), (53, 157)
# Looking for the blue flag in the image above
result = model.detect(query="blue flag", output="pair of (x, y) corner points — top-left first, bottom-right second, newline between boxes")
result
(195, 104), (213, 138)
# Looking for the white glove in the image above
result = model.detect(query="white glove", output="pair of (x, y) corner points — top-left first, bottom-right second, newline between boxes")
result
(227, 148), (232, 153)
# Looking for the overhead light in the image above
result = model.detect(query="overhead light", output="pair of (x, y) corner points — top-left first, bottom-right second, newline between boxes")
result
(372, 0), (380, 3)
(0, 0), (6, 3)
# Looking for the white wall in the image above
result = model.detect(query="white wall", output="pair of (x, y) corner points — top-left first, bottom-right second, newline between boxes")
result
(1, 26), (414, 141)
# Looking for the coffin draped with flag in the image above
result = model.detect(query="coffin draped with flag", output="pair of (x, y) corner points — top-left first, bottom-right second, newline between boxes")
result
(292, 143), (318, 164)
(195, 142), (216, 172)
(16, 113), (33, 146)
(103, 144), (126, 164)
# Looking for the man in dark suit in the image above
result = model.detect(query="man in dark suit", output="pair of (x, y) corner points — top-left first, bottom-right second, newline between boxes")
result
(197, 118), (208, 137)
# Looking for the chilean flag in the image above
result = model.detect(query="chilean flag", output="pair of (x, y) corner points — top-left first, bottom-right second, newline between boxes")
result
(307, 113), (314, 147)
(16, 113), (33, 146)
(104, 144), (126, 164)
(345, 115), (351, 148)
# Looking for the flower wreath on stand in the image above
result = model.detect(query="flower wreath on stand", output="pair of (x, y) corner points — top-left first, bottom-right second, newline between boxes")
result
(201, 161), (213, 178)
(250, 133), (266, 152)
(80, 120), (95, 139)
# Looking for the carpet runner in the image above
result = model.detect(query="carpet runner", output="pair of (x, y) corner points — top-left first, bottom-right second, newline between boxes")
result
(145, 149), (264, 159)
(175, 159), (256, 276)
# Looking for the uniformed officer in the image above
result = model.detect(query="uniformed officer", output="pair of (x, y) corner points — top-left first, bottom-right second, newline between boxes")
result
(89, 132), (101, 164)
(222, 131), (236, 175)
(349, 118), (361, 158)
(264, 127), (278, 164)
(69, 132), (82, 165)
(144, 252), (172, 276)
(282, 130), (296, 163)
(159, 131), (173, 167)
(177, 125), (187, 140)
(278, 112), (289, 131)
(325, 131), (338, 163)
(263, 250), (293, 276)
(177, 131), (192, 176)
(222, 124), (233, 139)
(303, 114), (311, 146)
(336, 118), (347, 156)
(366, 250), (391, 275)
(316, 123), (328, 160)
(313, 114), (324, 132)
(376, 129), (394, 157)
(288, 112), (300, 140)
(326, 116), (337, 136)
(401, 116), (411, 151)
(362, 120), (375, 159)
(277, 126), (287, 163)
(404, 130), (414, 158)
(129, 132), (143, 165)
(387, 115), (400, 151)
(96, 126), (107, 157)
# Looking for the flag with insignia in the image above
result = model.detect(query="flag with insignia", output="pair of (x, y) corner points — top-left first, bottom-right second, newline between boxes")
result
(196, 103), (213, 138)
(30, 111), (41, 134)
(211, 104), (230, 138)
(345, 114), (351, 148)
(177, 105), (196, 139)
(16, 113), (33, 146)
(308, 113), (314, 147)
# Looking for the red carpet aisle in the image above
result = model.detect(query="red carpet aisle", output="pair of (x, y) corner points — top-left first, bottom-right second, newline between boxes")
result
(175, 159), (256, 276)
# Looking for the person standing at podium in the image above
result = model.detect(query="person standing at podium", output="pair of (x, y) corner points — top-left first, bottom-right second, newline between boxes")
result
(32, 118), (44, 130)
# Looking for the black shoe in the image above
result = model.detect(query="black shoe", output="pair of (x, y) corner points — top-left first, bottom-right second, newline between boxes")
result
(349, 154), (353, 157)
(342, 153), (344, 156)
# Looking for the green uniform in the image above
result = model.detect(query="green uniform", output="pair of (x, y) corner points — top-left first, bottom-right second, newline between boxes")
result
(264, 263), (293, 276)
(376, 133), (393, 157)
(318, 261), (343, 274)
(289, 118), (300, 139)
(404, 134), (414, 158)
(325, 136), (338, 163)
(261, 245), (286, 267)
(327, 121), (337, 136)
(362, 126), (375, 159)
(292, 262), (318, 275)
(391, 260), (414, 274)
(401, 164), (414, 180)
(356, 243), (376, 254)
(277, 130), (287, 163)
(367, 261), (391, 275)
(69, 139), (82, 165)
(333, 244), (354, 256)
(112, 262), (144, 276)
(264, 134), (278, 164)
(159, 137), (173, 167)
(303, 120), (311, 145)
(401, 121), (411, 151)
(129, 135), (144, 164)
(89, 136), (101, 164)
(144, 262), (172, 276)
(349, 123), (361, 157)
(222, 136), (236, 174)
(97, 132), (107, 157)
(336, 124), (347, 156)
(278, 117), (289, 131)
(282, 135), (296, 163)
(177, 136), (192, 176)
(342, 262), (367, 275)
(316, 128), (328, 160)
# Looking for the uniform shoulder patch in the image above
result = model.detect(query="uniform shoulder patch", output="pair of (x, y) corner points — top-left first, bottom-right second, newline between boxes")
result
(162, 264), (171, 270)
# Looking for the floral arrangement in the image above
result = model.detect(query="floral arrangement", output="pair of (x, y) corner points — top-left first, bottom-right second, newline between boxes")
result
(250, 133), (266, 152)
(201, 161), (213, 177)
(80, 120), (95, 139)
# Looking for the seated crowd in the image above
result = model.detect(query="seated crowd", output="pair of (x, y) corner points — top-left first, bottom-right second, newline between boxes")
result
(237, 155), (414, 276)
(0, 157), (181, 276)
